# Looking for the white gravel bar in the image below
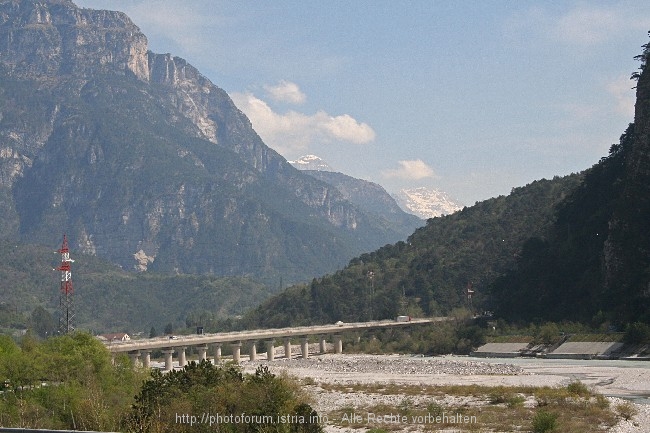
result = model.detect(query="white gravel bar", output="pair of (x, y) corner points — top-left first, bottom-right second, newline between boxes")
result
(240, 353), (650, 433)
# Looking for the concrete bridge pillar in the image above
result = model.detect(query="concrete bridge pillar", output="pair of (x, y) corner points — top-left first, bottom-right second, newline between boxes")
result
(231, 342), (242, 364)
(214, 344), (222, 363)
(319, 336), (327, 354)
(162, 349), (175, 372)
(249, 341), (257, 361)
(129, 351), (141, 367)
(284, 338), (292, 359)
(197, 345), (208, 362)
(266, 340), (275, 361)
(143, 350), (151, 368)
(334, 335), (343, 354)
(178, 347), (187, 367)
(301, 337), (309, 359)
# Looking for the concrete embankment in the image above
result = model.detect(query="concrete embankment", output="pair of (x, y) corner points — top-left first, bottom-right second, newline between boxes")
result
(472, 339), (650, 360)
(470, 342), (531, 358)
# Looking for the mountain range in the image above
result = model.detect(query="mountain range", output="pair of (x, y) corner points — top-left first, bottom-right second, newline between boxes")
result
(0, 0), (419, 284)
(246, 32), (650, 328)
(289, 154), (462, 220)
(2, 1), (648, 334)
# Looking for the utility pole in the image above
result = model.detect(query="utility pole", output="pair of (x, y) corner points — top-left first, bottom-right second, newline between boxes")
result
(466, 281), (474, 313)
(57, 234), (75, 334)
(367, 271), (375, 320)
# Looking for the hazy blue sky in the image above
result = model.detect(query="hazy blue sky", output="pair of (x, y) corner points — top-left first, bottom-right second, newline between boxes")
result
(76, 1), (650, 205)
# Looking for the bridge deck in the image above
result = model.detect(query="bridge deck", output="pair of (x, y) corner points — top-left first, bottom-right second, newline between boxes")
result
(104, 317), (447, 353)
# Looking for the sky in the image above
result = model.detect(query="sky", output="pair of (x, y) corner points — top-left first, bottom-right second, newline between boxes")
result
(75, 0), (650, 205)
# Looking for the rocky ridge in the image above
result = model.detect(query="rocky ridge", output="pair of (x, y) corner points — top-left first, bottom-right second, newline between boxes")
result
(303, 169), (424, 237)
(0, 0), (413, 280)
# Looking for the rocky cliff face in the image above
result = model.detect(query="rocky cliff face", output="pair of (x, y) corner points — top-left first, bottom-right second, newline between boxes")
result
(146, 54), (360, 230)
(0, 0), (148, 186)
(302, 170), (423, 236)
(0, 0), (149, 80)
(0, 0), (408, 282)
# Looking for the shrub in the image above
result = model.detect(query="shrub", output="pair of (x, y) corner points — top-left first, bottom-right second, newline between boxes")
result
(427, 401), (444, 417)
(623, 322), (650, 344)
(594, 394), (610, 409)
(507, 394), (526, 407)
(488, 387), (509, 404)
(615, 401), (638, 421)
(567, 381), (590, 398)
(398, 397), (414, 416)
(532, 410), (558, 433)
(536, 323), (560, 345)
(534, 387), (567, 407)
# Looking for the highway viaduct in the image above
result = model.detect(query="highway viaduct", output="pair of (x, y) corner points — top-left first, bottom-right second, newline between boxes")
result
(103, 317), (448, 371)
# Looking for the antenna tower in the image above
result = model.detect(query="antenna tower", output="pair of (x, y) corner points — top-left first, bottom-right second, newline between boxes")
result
(57, 234), (75, 334)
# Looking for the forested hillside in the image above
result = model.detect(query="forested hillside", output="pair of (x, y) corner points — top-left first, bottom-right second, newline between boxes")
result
(1, 241), (272, 335)
(243, 174), (582, 328)
(244, 34), (650, 330)
(492, 35), (650, 325)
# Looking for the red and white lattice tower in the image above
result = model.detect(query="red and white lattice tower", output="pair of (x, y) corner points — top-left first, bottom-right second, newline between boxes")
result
(57, 234), (75, 334)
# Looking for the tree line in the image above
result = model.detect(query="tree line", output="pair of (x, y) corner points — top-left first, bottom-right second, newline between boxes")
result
(0, 332), (322, 432)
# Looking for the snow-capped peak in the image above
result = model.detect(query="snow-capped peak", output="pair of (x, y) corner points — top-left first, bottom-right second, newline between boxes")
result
(393, 187), (463, 219)
(289, 155), (335, 171)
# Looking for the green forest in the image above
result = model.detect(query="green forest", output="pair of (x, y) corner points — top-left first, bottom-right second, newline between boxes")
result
(242, 174), (583, 329)
(0, 240), (277, 335)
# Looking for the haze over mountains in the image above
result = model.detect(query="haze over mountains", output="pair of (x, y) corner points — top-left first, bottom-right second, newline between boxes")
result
(0, 0), (419, 284)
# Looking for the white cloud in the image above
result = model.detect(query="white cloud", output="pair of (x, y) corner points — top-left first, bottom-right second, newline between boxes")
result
(320, 113), (376, 143)
(552, 6), (623, 46)
(264, 81), (306, 104)
(606, 74), (636, 118)
(230, 91), (375, 156)
(382, 160), (436, 180)
(505, 5), (650, 47)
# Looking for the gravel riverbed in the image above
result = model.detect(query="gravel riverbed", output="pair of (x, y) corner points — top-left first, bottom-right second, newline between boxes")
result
(241, 353), (650, 433)
(246, 353), (525, 376)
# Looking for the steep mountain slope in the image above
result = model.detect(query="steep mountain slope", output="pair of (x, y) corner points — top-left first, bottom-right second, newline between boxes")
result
(289, 155), (423, 237)
(492, 35), (650, 325)
(302, 170), (423, 240)
(0, 0), (410, 283)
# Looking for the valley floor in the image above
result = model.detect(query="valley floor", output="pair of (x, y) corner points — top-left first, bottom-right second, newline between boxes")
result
(241, 353), (650, 433)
